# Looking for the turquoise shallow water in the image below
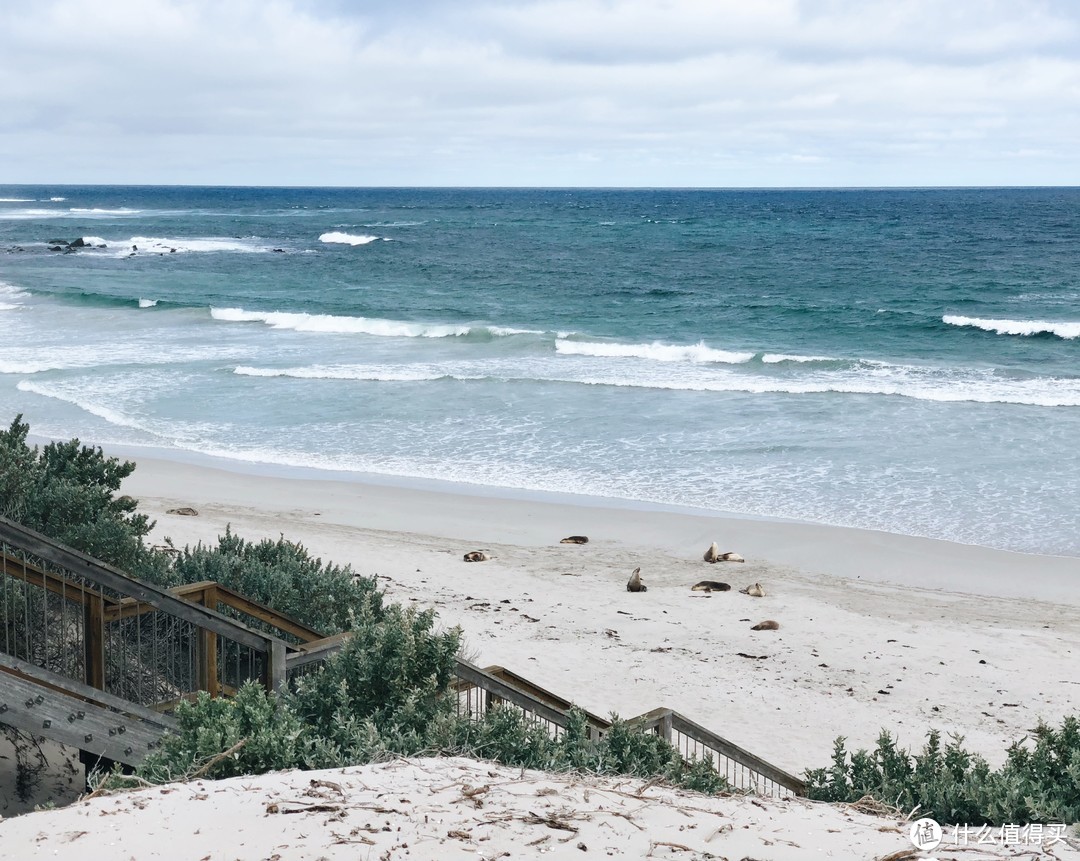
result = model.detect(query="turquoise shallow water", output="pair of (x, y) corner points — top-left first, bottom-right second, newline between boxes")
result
(1, 186), (1078, 556)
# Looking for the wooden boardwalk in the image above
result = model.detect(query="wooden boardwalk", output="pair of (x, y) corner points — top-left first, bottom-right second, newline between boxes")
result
(0, 516), (804, 796)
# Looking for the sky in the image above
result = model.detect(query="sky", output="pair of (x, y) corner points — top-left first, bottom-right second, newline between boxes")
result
(1, 0), (1078, 187)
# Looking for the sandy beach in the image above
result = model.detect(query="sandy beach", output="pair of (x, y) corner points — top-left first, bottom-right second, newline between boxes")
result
(3, 452), (1079, 856)
(118, 454), (1080, 774)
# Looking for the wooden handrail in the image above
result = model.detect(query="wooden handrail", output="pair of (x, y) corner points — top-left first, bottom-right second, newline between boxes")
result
(0, 517), (275, 653)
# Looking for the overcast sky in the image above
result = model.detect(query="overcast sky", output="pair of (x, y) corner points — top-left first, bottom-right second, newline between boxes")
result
(1, 0), (1078, 187)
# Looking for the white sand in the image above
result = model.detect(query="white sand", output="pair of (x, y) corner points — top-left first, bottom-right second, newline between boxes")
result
(119, 456), (1080, 774)
(3, 453), (1079, 854)
(2, 756), (1076, 860)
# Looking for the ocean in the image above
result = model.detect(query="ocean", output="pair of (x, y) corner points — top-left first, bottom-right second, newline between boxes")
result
(0, 186), (1077, 557)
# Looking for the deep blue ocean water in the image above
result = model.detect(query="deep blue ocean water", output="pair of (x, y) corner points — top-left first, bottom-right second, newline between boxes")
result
(1, 186), (1077, 556)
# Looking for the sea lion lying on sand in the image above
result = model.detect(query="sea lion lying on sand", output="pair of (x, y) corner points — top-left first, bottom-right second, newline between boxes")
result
(750, 620), (780, 631)
(626, 567), (647, 593)
(463, 551), (490, 562)
(692, 581), (731, 592)
(166, 507), (199, 516)
(560, 535), (589, 544)
(703, 542), (744, 563)
(740, 583), (766, 597)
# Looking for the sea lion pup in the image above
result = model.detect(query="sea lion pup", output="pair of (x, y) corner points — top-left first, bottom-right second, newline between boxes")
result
(739, 583), (766, 597)
(463, 551), (490, 562)
(626, 567), (647, 592)
(750, 620), (780, 631)
(692, 581), (731, 592)
(560, 535), (589, 544)
(703, 541), (720, 563)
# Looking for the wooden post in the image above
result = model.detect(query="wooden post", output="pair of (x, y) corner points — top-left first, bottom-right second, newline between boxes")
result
(659, 712), (673, 743)
(83, 594), (105, 690)
(267, 639), (287, 694)
(195, 586), (220, 697)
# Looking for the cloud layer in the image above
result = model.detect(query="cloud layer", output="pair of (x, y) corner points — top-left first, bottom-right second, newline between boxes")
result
(1, 0), (1078, 185)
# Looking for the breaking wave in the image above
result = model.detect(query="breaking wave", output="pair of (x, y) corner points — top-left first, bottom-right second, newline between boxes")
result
(319, 232), (380, 246)
(555, 339), (754, 364)
(943, 315), (1080, 340)
(211, 307), (536, 339)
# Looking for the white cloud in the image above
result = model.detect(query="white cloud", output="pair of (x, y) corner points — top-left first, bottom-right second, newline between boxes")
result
(0, 0), (1077, 185)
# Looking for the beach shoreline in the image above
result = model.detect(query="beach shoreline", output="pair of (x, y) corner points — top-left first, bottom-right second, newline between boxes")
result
(116, 452), (1079, 774)
(3, 444), (1078, 822)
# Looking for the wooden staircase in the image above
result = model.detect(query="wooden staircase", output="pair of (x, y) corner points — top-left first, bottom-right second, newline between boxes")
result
(0, 516), (804, 796)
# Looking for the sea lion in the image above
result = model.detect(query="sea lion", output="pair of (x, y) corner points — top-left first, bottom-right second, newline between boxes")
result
(626, 567), (647, 593)
(750, 620), (780, 631)
(166, 507), (199, 516)
(560, 535), (589, 544)
(463, 551), (490, 562)
(692, 581), (731, 592)
(720, 552), (745, 563)
(703, 542), (720, 563)
(739, 583), (766, 597)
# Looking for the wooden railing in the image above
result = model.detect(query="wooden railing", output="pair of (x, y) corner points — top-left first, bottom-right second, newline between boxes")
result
(0, 516), (804, 795)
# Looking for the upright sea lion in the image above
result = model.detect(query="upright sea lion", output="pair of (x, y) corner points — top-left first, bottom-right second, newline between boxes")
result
(626, 567), (647, 593)
(560, 535), (589, 544)
(463, 551), (490, 562)
(739, 583), (766, 597)
(703, 542), (720, 563)
(750, 620), (780, 631)
(692, 581), (731, 592)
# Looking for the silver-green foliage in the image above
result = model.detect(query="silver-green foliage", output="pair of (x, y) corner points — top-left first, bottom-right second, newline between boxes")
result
(806, 719), (1080, 824)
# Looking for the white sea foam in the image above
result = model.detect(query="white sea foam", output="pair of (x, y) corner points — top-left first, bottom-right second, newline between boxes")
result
(211, 307), (516, 339)
(15, 381), (150, 430)
(139, 299), (158, 308)
(125, 236), (270, 255)
(943, 315), (1080, 340)
(319, 231), (380, 246)
(69, 207), (142, 215)
(234, 365), (457, 382)
(80, 236), (108, 247)
(0, 304), (20, 312)
(0, 282), (29, 300)
(761, 353), (836, 364)
(49, 197), (66, 201)
(234, 357), (1080, 407)
(556, 339), (755, 364)
(0, 198), (33, 202)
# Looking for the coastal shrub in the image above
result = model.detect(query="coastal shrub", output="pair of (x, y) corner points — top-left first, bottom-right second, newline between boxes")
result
(289, 603), (460, 753)
(0, 415), (163, 575)
(117, 606), (730, 796)
(137, 683), (310, 784)
(805, 718), (1080, 824)
(157, 527), (383, 636)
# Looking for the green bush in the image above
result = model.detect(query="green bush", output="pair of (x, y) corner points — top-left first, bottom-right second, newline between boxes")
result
(0, 415), (162, 574)
(805, 718), (1080, 824)
(121, 606), (730, 796)
(159, 528), (382, 636)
